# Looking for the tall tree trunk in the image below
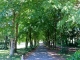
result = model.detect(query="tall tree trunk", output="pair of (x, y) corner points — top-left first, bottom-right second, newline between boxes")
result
(10, 39), (15, 56)
(54, 21), (57, 48)
(10, 10), (15, 56)
(25, 38), (28, 48)
(47, 30), (50, 47)
(34, 39), (37, 47)
(25, 32), (28, 48)
(29, 27), (33, 48)
(52, 36), (55, 47)
(54, 28), (56, 47)
(14, 22), (18, 53)
(52, 28), (56, 48)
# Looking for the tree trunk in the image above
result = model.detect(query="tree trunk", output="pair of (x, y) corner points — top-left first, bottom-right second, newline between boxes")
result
(29, 28), (33, 48)
(14, 22), (18, 53)
(25, 38), (28, 48)
(54, 21), (57, 48)
(10, 9), (16, 56)
(47, 30), (50, 47)
(34, 39), (37, 47)
(10, 39), (15, 56)
(52, 32), (55, 48)
(52, 39), (55, 47)
(25, 32), (28, 48)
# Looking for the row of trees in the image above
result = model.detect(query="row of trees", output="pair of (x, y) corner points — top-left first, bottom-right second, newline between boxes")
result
(0, 0), (80, 56)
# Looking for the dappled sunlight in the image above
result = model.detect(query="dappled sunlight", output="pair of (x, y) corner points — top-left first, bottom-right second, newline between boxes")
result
(48, 51), (66, 60)
(25, 45), (56, 60)
(0, 50), (10, 59)
(0, 50), (20, 60)
(0, 0), (80, 60)
(50, 53), (61, 56)
(69, 47), (79, 52)
(36, 58), (40, 60)
(0, 50), (9, 53)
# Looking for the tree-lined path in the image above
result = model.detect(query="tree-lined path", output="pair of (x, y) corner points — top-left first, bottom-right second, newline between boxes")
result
(0, 0), (80, 60)
(24, 43), (63, 60)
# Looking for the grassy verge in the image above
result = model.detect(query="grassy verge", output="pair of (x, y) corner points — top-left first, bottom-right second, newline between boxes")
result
(0, 50), (20, 60)
(66, 50), (80, 60)
(0, 48), (33, 60)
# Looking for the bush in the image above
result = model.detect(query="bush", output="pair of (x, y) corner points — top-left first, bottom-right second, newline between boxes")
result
(61, 47), (68, 54)
(66, 50), (80, 60)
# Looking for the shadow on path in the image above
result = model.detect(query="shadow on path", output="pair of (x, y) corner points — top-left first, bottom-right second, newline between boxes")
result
(25, 43), (58, 60)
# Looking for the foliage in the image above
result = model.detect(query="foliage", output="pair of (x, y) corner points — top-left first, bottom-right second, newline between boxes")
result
(0, 0), (80, 58)
(67, 50), (80, 60)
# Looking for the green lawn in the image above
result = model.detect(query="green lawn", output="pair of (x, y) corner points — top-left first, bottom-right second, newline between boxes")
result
(0, 47), (33, 60)
(0, 50), (20, 60)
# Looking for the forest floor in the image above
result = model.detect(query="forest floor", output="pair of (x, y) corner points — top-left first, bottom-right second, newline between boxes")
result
(24, 44), (78, 60)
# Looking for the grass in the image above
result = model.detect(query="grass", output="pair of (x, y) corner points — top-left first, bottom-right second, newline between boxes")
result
(0, 47), (35, 60)
(66, 50), (80, 60)
(0, 50), (20, 60)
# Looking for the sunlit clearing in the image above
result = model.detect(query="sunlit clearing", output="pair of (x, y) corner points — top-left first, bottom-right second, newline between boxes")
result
(39, 40), (43, 43)
(17, 42), (25, 49)
(39, 40), (43, 46)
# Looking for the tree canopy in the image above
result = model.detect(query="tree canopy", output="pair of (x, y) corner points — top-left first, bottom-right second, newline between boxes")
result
(0, 0), (80, 56)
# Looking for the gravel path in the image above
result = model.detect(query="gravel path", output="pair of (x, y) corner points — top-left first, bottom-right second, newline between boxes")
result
(25, 45), (58, 60)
